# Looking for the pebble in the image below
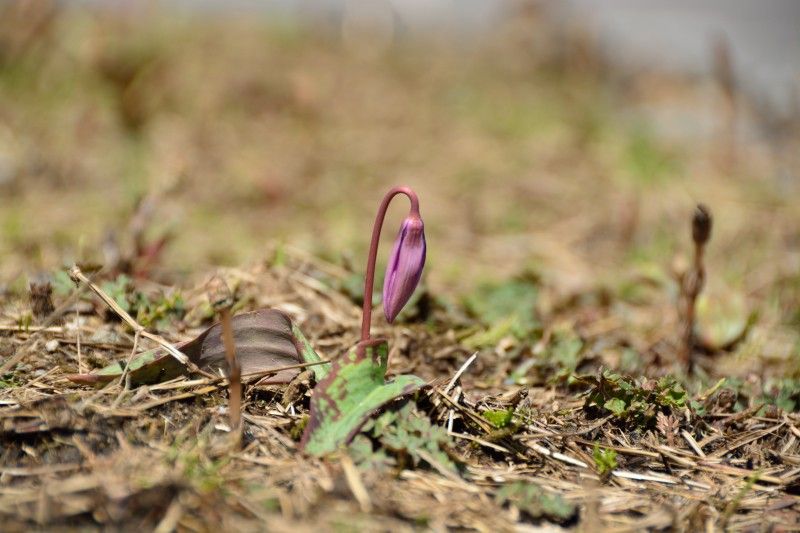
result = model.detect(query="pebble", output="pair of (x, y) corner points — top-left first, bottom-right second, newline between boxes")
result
(89, 329), (123, 344)
(45, 339), (59, 352)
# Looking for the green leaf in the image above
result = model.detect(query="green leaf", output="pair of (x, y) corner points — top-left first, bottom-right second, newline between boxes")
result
(696, 290), (752, 350)
(593, 444), (617, 475)
(760, 378), (800, 413)
(301, 339), (425, 456)
(52, 269), (75, 296)
(463, 279), (539, 344)
(347, 435), (392, 471)
(100, 275), (133, 313)
(65, 348), (185, 386)
(463, 315), (516, 349)
(291, 322), (329, 381)
(363, 403), (458, 472)
(482, 408), (515, 428)
(689, 400), (707, 416)
(495, 482), (576, 522)
(603, 398), (627, 416)
(550, 334), (583, 370)
(96, 349), (170, 377)
(584, 370), (690, 427)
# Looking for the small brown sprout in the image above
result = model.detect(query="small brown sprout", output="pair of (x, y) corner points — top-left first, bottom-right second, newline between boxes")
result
(206, 274), (234, 311)
(679, 203), (713, 371)
(692, 204), (713, 246)
(28, 274), (55, 322)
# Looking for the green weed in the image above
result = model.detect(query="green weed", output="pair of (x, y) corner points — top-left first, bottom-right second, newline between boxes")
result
(495, 481), (576, 523)
(592, 444), (617, 476)
(355, 403), (458, 473)
(579, 370), (687, 426)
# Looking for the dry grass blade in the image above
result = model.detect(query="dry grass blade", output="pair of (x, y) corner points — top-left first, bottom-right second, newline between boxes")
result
(341, 454), (372, 513)
(68, 265), (211, 377)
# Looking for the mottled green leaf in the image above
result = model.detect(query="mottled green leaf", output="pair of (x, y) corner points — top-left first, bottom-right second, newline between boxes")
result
(760, 378), (800, 413)
(300, 339), (425, 456)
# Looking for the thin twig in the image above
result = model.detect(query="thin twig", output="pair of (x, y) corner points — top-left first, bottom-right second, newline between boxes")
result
(444, 352), (477, 436)
(206, 275), (241, 439)
(153, 497), (183, 533)
(112, 329), (141, 408)
(75, 305), (83, 375)
(444, 351), (477, 395)
(226, 359), (331, 384)
(0, 324), (65, 333)
(682, 430), (706, 457)
(527, 441), (589, 468)
(721, 472), (760, 528)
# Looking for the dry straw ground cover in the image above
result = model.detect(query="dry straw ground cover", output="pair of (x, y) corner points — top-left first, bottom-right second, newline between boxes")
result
(2, 249), (799, 531)
(1, 3), (800, 532)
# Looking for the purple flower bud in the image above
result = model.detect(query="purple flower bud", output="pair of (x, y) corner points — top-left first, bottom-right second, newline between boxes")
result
(382, 214), (426, 323)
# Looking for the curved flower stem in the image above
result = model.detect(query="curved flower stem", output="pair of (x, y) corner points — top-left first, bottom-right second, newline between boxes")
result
(361, 186), (420, 342)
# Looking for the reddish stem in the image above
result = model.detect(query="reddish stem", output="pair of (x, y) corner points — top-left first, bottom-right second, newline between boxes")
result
(361, 186), (420, 342)
(220, 307), (241, 437)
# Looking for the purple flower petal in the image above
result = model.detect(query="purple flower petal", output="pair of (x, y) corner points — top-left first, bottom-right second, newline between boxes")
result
(382, 215), (426, 323)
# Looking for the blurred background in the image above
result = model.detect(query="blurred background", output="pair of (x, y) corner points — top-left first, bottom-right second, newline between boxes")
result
(3, 5), (800, 529)
(1, 0), (798, 316)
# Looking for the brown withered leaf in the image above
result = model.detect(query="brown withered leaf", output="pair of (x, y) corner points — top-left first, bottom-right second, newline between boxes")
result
(183, 309), (303, 383)
(656, 411), (679, 445)
(66, 309), (323, 387)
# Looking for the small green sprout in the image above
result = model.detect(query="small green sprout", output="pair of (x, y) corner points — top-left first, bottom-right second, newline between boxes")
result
(593, 444), (617, 477)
